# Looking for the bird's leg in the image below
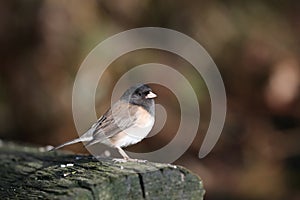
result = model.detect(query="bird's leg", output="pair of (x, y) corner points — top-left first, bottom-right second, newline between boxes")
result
(116, 146), (130, 160)
(112, 147), (130, 163)
(113, 147), (147, 163)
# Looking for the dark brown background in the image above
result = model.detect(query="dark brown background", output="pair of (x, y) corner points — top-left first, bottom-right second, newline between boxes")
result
(0, 1), (299, 199)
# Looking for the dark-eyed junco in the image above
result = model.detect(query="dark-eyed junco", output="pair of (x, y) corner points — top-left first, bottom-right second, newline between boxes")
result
(51, 84), (157, 160)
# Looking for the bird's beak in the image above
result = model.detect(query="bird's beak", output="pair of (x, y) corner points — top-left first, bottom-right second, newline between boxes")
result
(146, 91), (157, 99)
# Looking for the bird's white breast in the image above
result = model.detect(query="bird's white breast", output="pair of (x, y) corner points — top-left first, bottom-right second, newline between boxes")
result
(110, 107), (155, 147)
(110, 131), (144, 147)
(109, 104), (155, 148)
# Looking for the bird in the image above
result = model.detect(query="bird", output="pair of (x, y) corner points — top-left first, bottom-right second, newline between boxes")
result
(51, 84), (157, 160)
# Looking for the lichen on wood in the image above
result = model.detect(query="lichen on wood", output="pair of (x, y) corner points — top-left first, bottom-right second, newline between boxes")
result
(0, 141), (205, 199)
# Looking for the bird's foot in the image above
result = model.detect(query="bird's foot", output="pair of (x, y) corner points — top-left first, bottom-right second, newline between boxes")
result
(112, 158), (148, 163)
(112, 158), (128, 163)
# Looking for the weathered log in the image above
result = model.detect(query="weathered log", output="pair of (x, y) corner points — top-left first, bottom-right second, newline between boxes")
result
(0, 141), (205, 199)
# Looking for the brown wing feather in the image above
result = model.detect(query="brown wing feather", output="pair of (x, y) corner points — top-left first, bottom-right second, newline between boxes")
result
(85, 101), (139, 147)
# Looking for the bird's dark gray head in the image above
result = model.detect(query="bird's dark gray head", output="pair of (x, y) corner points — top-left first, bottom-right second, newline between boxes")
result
(121, 84), (157, 114)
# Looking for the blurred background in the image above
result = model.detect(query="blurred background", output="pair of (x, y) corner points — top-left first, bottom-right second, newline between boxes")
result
(0, 0), (300, 199)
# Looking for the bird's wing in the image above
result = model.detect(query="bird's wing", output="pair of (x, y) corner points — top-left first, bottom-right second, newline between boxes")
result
(85, 101), (138, 146)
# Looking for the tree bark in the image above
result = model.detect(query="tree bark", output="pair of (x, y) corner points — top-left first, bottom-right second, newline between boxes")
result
(0, 141), (205, 199)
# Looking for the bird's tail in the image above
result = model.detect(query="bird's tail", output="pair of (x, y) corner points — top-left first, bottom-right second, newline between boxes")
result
(49, 137), (92, 151)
